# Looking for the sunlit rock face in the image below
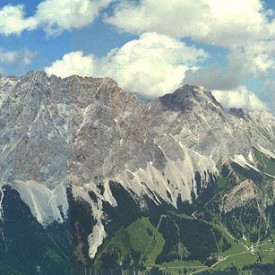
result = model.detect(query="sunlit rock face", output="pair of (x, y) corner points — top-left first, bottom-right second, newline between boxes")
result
(0, 72), (70, 225)
(0, 71), (274, 257)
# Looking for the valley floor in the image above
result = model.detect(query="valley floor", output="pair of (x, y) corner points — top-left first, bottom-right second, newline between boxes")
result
(160, 226), (275, 274)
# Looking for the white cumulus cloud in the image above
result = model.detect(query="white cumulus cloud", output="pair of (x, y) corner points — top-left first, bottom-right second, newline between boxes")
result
(183, 44), (275, 91)
(0, 48), (36, 65)
(105, 0), (272, 47)
(45, 33), (208, 97)
(105, 0), (275, 98)
(44, 51), (96, 77)
(0, 0), (112, 36)
(35, 0), (112, 35)
(0, 5), (36, 36)
(100, 32), (207, 97)
(212, 87), (268, 112)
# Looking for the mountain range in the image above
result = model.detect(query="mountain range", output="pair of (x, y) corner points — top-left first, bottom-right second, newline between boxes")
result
(0, 71), (275, 274)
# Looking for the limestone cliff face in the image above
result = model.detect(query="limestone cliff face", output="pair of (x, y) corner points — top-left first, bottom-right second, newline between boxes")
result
(0, 71), (274, 257)
(0, 72), (70, 225)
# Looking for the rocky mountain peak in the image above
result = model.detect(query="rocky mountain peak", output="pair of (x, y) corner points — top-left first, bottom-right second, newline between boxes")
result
(25, 70), (48, 78)
(158, 84), (222, 112)
(229, 107), (248, 119)
(68, 75), (125, 107)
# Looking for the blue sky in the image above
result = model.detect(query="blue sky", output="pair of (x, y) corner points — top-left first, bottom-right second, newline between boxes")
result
(0, 0), (274, 113)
